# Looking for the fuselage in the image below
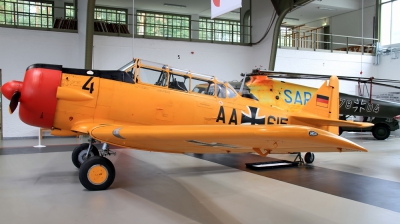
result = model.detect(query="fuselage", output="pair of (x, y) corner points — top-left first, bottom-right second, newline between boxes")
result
(53, 63), (289, 133)
(3, 59), (294, 134)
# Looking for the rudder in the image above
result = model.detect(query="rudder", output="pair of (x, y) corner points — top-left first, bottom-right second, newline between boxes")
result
(296, 76), (339, 134)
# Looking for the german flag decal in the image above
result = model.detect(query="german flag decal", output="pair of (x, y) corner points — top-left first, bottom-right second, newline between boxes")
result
(316, 94), (329, 108)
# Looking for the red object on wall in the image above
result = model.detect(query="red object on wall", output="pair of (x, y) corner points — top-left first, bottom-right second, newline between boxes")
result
(213, 0), (220, 7)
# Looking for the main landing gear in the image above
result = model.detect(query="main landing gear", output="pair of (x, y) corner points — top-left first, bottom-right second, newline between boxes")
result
(294, 152), (315, 164)
(72, 138), (117, 190)
(246, 152), (315, 169)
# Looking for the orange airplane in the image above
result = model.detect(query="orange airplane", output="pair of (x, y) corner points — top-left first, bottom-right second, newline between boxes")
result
(1, 59), (372, 191)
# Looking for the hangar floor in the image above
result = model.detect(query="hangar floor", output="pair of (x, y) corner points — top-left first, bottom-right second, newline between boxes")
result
(1, 132), (400, 224)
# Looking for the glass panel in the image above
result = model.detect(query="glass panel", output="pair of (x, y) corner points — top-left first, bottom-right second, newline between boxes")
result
(0, 0), (53, 28)
(169, 74), (189, 92)
(217, 84), (226, 98)
(381, 1), (400, 45)
(381, 3), (392, 45)
(207, 84), (216, 96)
(136, 11), (190, 39)
(199, 18), (240, 43)
(227, 86), (237, 98)
(392, 0), (400, 44)
(191, 79), (213, 95)
(139, 67), (166, 86)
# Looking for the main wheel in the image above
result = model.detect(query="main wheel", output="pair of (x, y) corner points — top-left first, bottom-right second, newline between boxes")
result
(72, 143), (99, 168)
(304, 152), (315, 164)
(372, 125), (390, 140)
(79, 156), (115, 191)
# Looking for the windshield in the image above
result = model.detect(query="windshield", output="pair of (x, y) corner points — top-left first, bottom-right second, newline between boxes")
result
(118, 60), (135, 71)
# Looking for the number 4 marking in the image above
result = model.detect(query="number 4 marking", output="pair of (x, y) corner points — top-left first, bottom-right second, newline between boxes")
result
(82, 77), (94, 94)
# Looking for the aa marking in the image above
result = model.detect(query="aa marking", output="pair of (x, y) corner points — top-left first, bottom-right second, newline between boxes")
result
(216, 106), (237, 125)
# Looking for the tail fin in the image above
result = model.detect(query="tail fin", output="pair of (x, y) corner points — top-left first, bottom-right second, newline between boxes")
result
(302, 76), (339, 120)
(289, 76), (372, 135)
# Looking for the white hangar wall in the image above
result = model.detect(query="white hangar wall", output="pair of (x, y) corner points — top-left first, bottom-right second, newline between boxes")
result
(0, 27), (80, 138)
(275, 49), (377, 95)
(330, 5), (376, 47)
(93, 36), (253, 81)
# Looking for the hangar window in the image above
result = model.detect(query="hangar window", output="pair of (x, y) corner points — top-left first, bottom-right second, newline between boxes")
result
(94, 6), (127, 24)
(0, 0), (53, 28)
(136, 11), (190, 39)
(65, 3), (74, 19)
(380, 0), (400, 46)
(64, 4), (127, 24)
(280, 26), (294, 47)
(199, 18), (241, 43)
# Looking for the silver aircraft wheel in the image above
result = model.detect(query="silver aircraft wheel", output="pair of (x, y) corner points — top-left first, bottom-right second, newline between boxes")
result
(71, 143), (99, 168)
(78, 150), (95, 164)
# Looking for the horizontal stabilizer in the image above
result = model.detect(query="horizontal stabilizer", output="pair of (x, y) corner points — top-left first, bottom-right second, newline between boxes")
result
(290, 115), (374, 128)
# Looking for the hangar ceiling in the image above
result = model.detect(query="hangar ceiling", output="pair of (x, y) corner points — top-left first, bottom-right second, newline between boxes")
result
(93, 0), (376, 24)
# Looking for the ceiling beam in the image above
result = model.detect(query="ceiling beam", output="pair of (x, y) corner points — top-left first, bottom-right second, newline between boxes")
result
(269, 0), (314, 71)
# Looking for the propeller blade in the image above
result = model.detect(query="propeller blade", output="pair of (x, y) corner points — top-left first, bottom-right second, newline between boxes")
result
(9, 91), (21, 114)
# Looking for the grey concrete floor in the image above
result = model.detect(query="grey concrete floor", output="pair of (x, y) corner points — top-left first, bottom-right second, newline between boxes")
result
(0, 132), (400, 224)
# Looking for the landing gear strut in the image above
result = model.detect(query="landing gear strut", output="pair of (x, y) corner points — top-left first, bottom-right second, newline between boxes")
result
(72, 139), (117, 191)
(293, 152), (315, 164)
(71, 138), (99, 168)
(99, 142), (116, 157)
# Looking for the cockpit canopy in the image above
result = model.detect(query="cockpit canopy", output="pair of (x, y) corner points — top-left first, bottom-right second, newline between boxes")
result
(119, 59), (239, 99)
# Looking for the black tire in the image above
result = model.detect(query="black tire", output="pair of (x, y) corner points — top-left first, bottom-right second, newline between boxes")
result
(304, 152), (315, 164)
(79, 156), (115, 191)
(338, 127), (343, 136)
(72, 143), (99, 168)
(372, 125), (390, 140)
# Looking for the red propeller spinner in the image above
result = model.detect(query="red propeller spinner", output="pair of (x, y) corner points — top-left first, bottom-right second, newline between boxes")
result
(2, 80), (23, 114)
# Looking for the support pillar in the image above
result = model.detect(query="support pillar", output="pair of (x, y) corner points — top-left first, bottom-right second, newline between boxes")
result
(77, 0), (95, 69)
(191, 14), (199, 40)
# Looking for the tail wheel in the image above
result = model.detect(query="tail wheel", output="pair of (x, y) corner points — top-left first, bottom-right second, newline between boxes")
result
(304, 152), (315, 164)
(372, 125), (390, 140)
(72, 143), (99, 168)
(79, 156), (115, 191)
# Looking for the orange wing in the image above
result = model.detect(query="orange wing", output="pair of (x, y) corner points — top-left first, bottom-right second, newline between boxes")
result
(88, 124), (368, 154)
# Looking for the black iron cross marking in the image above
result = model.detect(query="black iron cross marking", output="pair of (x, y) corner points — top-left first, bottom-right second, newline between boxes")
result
(353, 99), (366, 112)
(241, 106), (265, 125)
(187, 140), (238, 148)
